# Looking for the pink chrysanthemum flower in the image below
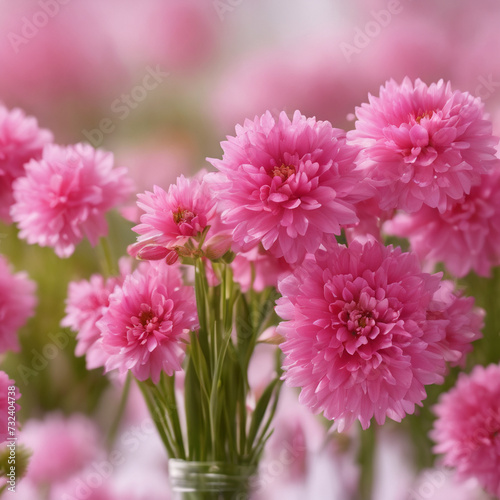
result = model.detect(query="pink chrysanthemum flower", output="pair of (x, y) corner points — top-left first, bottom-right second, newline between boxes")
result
(99, 261), (198, 383)
(0, 105), (53, 223)
(130, 174), (224, 261)
(276, 240), (449, 431)
(426, 281), (484, 368)
(347, 78), (500, 213)
(385, 168), (500, 277)
(11, 143), (134, 258)
(0, 372), (20, 443)
(61, 258), (132, 370)
(208, 110), (372, 264)
(0, 255), (37, 353)
(22, 412), (100, 485)
(431, 364), (500, 498)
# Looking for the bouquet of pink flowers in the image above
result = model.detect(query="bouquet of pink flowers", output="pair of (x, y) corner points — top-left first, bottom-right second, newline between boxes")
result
(1, 77), (500, 499)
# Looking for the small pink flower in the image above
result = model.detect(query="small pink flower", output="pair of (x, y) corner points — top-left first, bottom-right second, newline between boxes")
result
(344, 196), (389, 245)
(61, 258), (132, 370)
(11, 143), (134, 258)
(426, 281), (484, 368)
(22, 412), (100, 485)
(0, 255), (37, 353)
(99, 261), (198, 383)
(231, 245), (291, 293)
(385, 168), (500, 277)
(347, 78), (500, 213)
(130, 174), (219, 260)
(431, 364), (500, 498)
(276, 240), (450, 431)
(208, 110), (372, 264)
(0, 372), (20, 443)
(0, 105), (52, 223)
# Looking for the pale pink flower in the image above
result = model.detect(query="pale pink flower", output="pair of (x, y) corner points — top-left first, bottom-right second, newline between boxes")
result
(99, 261), (198, 384)
(22, 412), (100, 485)
(130, 174), (220, 261)
(431, 364), (500, 498)
(344, 196), (388, 245)
(11, 143), (134, 258)
(210, 38), (380, 135)
(253, 385), (359, 500)
(276, 240), (448, 431)
(0, 255), (37, 353)
(142, 0), (218, 72)
(208, 110), (372, 264)
(426, 281), (484, 368)
(385, 168), (500, 277)
(61, 258), (132, 370)
(0, 1), (127, 115)
(0, 105), (52, 222)
(347, 78), (500, 213)
(231, 245), (291, 293)
(0, 371), (20, 443)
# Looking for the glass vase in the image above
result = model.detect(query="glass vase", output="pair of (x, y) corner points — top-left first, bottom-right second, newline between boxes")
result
(168, 460), (257, 500)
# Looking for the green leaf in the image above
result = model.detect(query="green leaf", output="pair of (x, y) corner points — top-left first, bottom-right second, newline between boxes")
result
(184, 358), (204, 461)
(246, 378), (281, 455)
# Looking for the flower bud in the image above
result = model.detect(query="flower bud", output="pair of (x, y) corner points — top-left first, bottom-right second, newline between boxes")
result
(137, 244), (169, 261)
(205, 233), (233, 260)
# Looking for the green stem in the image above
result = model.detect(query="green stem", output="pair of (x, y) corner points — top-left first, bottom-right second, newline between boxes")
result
(160, 373), (186, 459)
(98, 237), (117, 276)
(357, 425), (376, 500)
(106, 372), (132, 449)
(138, 381), (177, 458)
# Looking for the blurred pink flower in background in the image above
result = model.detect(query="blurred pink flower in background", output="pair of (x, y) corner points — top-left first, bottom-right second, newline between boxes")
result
(0, 104), (52, 223)
(339, 0), (500, 110)
(0, 371), (20, 443)
(347, 78), (499, 213)
(11, 143), (134, 258)
(140, 0), (218, 73)
(252, 384), (358, 500)
(100, 261), (198, 383)
(0, 1), (128, 124)
(277, 240), (455, 431)
(61, 258), (132, 370)
(385, 168), (500, 277)
(426, 281), (484, 368)
(372, 427), (415, 500)
(232, 246), (291, 293)
(210, 39), (378, 134)
(50, 479), (118, 500)
(209, 110), (372, 264)
(0, 255), (37, 353)
(431, 364), (500, 498)
(22, 412), (101, 485)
